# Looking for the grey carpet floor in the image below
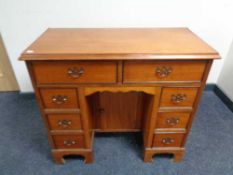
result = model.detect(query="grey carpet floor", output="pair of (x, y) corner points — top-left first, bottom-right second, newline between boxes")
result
(0, 91), (233, 175)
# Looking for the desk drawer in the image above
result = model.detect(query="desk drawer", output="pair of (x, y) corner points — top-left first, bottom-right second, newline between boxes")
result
(156, 112), (190, 129)
(53, 135), (85, 149)
(160, 87), (198, 107)
(47, 114), (82, 130)
(153, 133), (184, 147)
(40, 88), (79, 109)
(123, 61), (206, 83)
(33, 61), (117, 84)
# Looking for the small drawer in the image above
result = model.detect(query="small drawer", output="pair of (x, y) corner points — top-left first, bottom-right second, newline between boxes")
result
(40, 88), (79, 109)
(156, 112), (190, 129)
(53, 135), (85, 149)
(47, 114), (82, 130)
(123, 61), (206, 83)
(160, 87), (198, 107)
(33, 61), (117, 84)
(153, 133), (184, 147)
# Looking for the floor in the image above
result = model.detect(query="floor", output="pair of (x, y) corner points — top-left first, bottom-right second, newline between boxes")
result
(0, 91), (233, 175)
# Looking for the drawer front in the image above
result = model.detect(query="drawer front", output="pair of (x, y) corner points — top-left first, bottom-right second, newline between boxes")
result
(123, 61), (206, 83)
(153, 133), (184, 147)
(160, 87), (198, 107)
(40, 88), (79, 109)
(33, 61), (117, 84)
(47, 114), (82, 130)
(156, 112), (190, 129)
(53, 135), (85, 149)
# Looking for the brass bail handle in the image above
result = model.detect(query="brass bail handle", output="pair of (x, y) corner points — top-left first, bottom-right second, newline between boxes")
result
(156, 66), (172, 78)
(67, 67), (84, 78)
(58, 120), (72, 127)
(52, 95), (68, 104)
(63, 140), (76, 146)
(166, 117), (180, 126)
(161, 138), (175, 145)
(171, 94), (187, 103)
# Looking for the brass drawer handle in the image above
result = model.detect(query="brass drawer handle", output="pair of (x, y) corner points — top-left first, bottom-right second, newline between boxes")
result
(161, 137), (175, 145)
(67, 67), (84, 78)
(52, 95), (68, 105)
(166, 117), (180, 126)
(171, 94), (187, 103)
(63, 140), (76, 146)
(58, 120), (72, 127)
(155, 66), (172, 78)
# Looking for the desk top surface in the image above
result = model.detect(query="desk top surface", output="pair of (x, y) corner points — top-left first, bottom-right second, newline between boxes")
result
(20, 28), (220, 60)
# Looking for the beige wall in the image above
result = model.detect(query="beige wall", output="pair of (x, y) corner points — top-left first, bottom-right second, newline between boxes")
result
(217, 40), (233, 101)
(0, 0), (233, 92)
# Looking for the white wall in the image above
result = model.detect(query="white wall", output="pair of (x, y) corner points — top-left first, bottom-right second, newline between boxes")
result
(217, 40), (233, 101)
(0, 0), (233, 92)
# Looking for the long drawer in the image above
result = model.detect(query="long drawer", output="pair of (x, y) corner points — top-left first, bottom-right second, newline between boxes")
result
(33, 61), (117, 84)
(123, 61), (206, 83)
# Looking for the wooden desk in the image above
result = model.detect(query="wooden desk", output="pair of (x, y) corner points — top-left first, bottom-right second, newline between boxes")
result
(20, 28), (220, 164)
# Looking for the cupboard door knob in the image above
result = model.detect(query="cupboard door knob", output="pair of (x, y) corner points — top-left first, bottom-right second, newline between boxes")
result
(63, 140), (76, 146)
(99, 108), (105, 114)
(171, 94), (187, 103)
(58, 120), (72, 127)
(161, 138), (175, 145)
(67, 67), (84, 78)
(166, 117), (180, 126)
(155, 66), (172, 78)
(52, 95), (68, 104)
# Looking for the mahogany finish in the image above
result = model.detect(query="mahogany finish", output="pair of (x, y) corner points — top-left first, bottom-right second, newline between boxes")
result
(89, 92), (144, 131)
(47, 114), (82, 131)
(156, 112), (190, 130)
(153, 133), (185, 147)
(40, 88), (79, 109)
(20, 28), (220, 164)
(52, 134), (85, 149)
(124, 61), (206, 83)
(33, 61), (117, 84)
(160, 87), (199, 107)
(20, 28), (219, 60)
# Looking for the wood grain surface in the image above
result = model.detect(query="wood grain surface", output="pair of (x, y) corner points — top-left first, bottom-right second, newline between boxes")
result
(20, 28), (220, 60)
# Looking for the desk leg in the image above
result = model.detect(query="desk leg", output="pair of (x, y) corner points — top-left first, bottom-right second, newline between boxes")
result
(142, 87), (161, 162)
(78, 87), (92, 149)
(144, 149), (154, 162)
(52, 149), (93, 164)
(143, 148), (185, 163)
